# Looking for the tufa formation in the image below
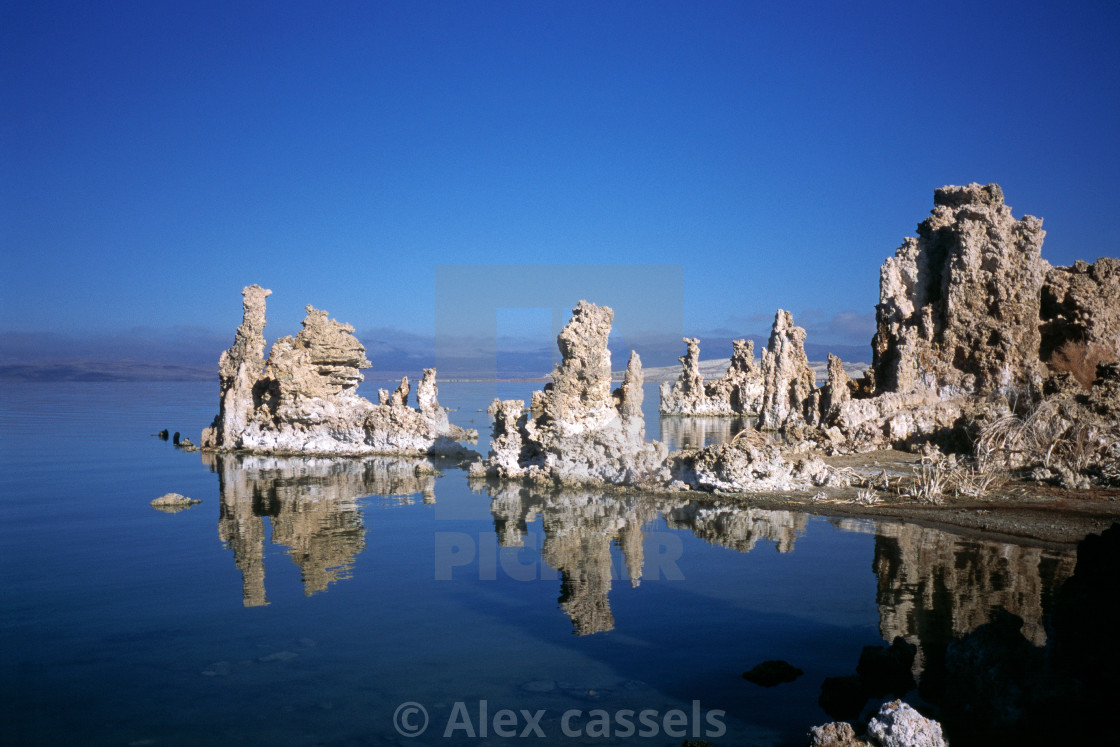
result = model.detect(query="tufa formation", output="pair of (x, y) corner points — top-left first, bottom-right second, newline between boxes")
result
(471, 301), (668, 486)
(201, 286), (476, 456)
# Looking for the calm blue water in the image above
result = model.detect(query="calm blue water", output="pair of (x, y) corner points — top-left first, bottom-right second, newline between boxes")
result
(0, 381), (1074, 745)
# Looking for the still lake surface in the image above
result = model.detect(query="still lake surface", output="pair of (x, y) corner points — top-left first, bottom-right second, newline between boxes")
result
(0, 381), (1076, 745)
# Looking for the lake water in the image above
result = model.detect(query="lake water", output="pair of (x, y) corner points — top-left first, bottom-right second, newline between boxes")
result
(0, 381), (1077, 745)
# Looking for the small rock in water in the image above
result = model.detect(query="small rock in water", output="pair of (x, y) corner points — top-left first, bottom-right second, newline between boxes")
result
(150, 493), (201, 512)
(856, 637), (916, 696)
(741, 659), (804, 687)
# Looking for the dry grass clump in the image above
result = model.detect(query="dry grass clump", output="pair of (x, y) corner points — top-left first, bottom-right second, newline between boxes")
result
(854, 487), (880, 505)
(953, 456), (1008, 497)
(975, 398), (1070, 469)
(975, 393), (1120, 486)
(890, 448), (1009, 502)
(1048, 340), (1119, 391)
(730, 427), (771, 448)
(902, 449), (951, 504)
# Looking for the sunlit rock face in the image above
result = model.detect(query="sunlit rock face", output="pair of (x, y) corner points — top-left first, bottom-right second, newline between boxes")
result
(659, 338), (764, 415)
(819, 184), (1055, 451)
(209, 453), (437, 606)
(872, 522), (1075, 676)
(872, 183), (1049, 397)
(474, 301), (668, 486)
(201, 286), (476, 456)
(669, 439), (838, 493)
(818, 353), (852, 424)
(207, 284), (272, 449)
(759, 310), (817, 429)
(1040, 257), (1120, 360)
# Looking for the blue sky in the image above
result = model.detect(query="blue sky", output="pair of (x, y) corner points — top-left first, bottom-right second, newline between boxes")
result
(3, 1), (1118, 371)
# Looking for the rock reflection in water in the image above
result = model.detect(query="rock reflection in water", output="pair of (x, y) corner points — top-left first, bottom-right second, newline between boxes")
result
(486, 484), (663, 635)
(665, 501), (807, 553)
(658, 415), (751, 450)
(205, 453), (438, 606)
(483, 483), (808, 635)
(873, 524), (1076, 676)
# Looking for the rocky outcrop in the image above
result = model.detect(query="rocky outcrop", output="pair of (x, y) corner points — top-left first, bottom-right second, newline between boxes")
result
(659, 338), (763, 415)
(266, 304), (372, 401)
(150, 492), (201, 512)
(808, 720), (864, 747)
(819, 353), (853, 423)
(201, 286), (475, 456)
(759, 310), (817, 429)
(808, 700), (947, 747)
(660, 337), (705, 412)
(825, 390), (973, 453)
(669, 438), (839, 494)
(818, 184), (1107, 455)
(1040, 257), (1120, 361)
(472, 301), (667, 486)
(866, 700), (947, 747)
(872, 183), (1048, 397)
(474, 301), (847, 492)
(206, 284), (272, 448)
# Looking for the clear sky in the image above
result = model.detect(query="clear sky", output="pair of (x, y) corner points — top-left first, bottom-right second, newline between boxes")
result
(3, 1), (1118, 369)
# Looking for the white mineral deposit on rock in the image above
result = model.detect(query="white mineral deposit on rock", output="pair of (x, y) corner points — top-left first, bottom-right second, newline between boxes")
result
(201, 286), (476, 456)
(150, 492), (201, 512)
(473, 301), (668, 486)
(759, 309), (817, 429)
(659, 337), (763, 415)
(865, 700), (948, 747)
(872, 183), (1048, 397)
(807, 700), (947, 747)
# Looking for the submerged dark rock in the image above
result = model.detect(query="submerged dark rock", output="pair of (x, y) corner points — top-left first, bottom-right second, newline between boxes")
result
(856, 637), (917, 697)
(818, 675), (869, 721)
(741, 659), (803, 687)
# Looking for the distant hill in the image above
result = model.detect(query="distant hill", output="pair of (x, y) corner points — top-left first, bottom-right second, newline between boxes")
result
(0, 338), (874, 384)
(0, 360), (213, 382)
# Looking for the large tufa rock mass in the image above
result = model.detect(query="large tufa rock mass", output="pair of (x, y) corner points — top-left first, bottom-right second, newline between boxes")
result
(872, 183), (1048, 397)
(759, 309), (817, 429)
(472, 301), (667, 486)
(201, 286), (476, 456)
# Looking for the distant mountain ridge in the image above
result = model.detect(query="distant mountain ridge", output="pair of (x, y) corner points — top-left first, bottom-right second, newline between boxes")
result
(0, 360), (213, 382)
(0, 335), (873, 383)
